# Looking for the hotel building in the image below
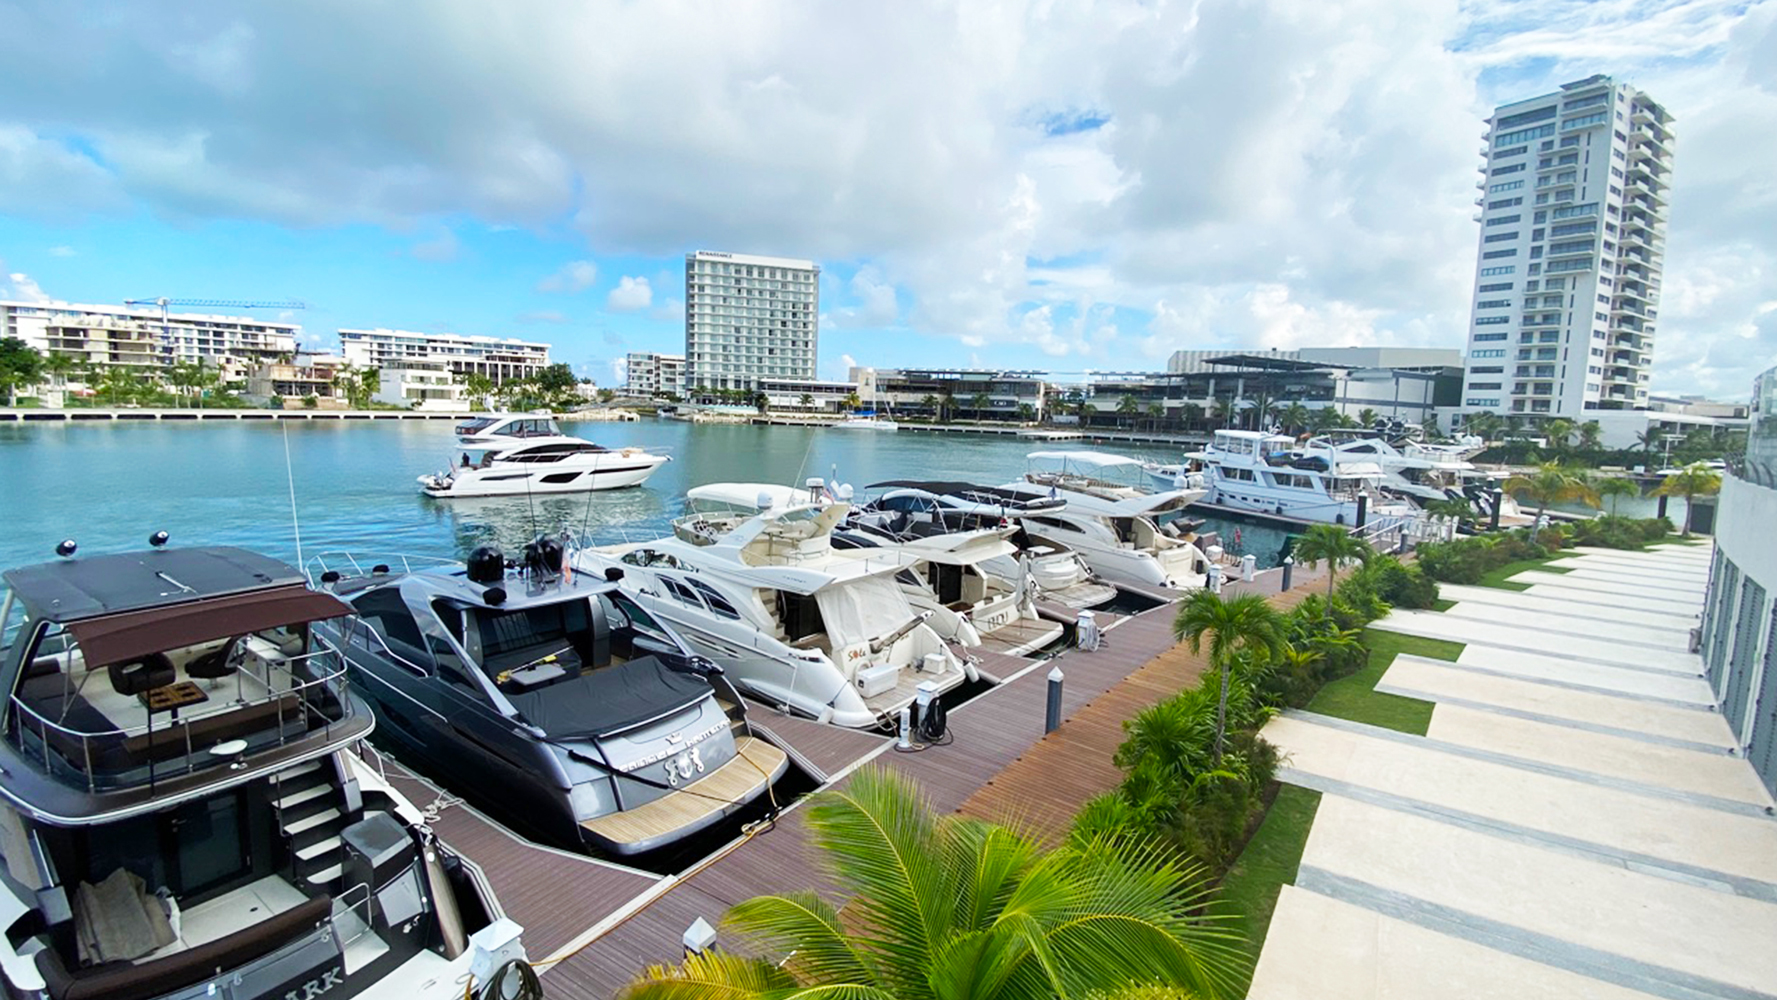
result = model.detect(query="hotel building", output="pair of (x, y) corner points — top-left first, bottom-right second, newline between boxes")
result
(337, 329), (550, 383)
(684, 250), (818, 394)
(1460, 74), (1675, 420)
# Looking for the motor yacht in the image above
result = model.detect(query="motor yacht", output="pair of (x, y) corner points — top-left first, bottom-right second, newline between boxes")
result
(0, 539), (523, 1000)
(1292, 429), (1479, 507)
(830, 412), (899, 432)
(1012, 452), (1214, 592)
(847, 482), (1117, 610)
(311, 541), (787, 856)
(572, 484), (978, 730)
(418, 414), (669, 498)
(1177, 430), (1416, 527)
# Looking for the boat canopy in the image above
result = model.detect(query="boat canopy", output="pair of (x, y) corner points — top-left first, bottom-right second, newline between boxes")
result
(816, 574), (917, 652)
(62, 584), (351, 668)
(1026, 450), (1147, 468)
(687, 482), (820, 511)
(898, 530), (1020, 565)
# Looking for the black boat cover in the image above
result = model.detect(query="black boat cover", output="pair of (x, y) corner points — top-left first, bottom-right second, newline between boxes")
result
(505, 656), (709, 739)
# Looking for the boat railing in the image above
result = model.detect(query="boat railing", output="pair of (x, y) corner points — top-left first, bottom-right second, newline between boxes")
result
(333, 881), (375, 949)
(305, 551), (460, 583)
(8, 640), (353, 794)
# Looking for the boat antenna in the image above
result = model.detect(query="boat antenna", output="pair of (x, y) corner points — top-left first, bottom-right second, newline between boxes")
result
(282, 422), (304, 568)
(523, 465), (539, 541)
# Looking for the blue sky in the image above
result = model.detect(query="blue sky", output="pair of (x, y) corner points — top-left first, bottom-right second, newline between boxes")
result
(1, 1), (1772, 395)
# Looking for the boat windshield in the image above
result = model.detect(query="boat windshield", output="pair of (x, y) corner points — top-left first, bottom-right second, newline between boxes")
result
(455, 417), (498, 435)
(0, 589), (21, 668)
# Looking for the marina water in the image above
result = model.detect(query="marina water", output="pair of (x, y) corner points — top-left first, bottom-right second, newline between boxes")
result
(0, 418), (1672, 575)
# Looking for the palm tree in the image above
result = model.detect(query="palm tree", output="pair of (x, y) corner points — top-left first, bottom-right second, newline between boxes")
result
(970, 391), (993, 421)
(1210, 397), (1237, 429)
(624, 767), (1247, 1000)
(1245, 392), (1274, 431)
(1277, 401), (1310, 436)
(1542, 418), (1575, 457)
(1078, 401), (1097, 426)
(1464, 411), (1501, 443)
(920, 393), (940, 419)
(1307, 406), (1341, 433)
(1180, 401), (1205, 431)
(1577, 419), (1603, 452)
(1503, 462), (1600, 524)
(842, 391), (862, 413)
(1653, 463), (1722, 536)
(1595, 476), (1639, 516)
(1018, 402), (1036, 423)
(798, 392), (814, 410)
(1357, 408), (1379, 428)
(1172, 590), (1285, 764)
(1116, 394), (1142, 429)
(1634, 428), (1661, 468)
(1291, 524), (1371, 607)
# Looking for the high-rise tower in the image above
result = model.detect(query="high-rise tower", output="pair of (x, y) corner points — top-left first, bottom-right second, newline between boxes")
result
(1460, 75), (1675, 420)
(683, 250), (819, 394)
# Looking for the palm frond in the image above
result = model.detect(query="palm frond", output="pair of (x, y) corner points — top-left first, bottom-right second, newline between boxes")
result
(725, 893), (874, 986)
(621, 949), (797, 1000)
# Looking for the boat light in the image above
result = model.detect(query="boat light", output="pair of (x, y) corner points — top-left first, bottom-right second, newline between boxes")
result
(54, 539), (77, 558)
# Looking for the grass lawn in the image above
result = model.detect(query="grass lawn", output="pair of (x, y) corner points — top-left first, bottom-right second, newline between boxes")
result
(1305, 629), (1462, 735)
(1476, 555), (1572, 591)
(1218, 784), (1322, 995)
(1432, 598), (1457, 612)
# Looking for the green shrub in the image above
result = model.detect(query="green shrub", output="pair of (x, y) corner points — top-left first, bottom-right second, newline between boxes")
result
(1346, 555), (1440, 610)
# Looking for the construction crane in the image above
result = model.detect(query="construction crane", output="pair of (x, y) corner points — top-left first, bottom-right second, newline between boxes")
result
(123, 297), (308, 319)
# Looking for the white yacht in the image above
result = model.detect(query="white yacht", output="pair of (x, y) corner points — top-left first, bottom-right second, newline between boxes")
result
(831, 413), (899, 432)
(1293, 429), (1479, 506)
(1180, 430), (1415, 526)
(1008, 452), (1214, 592)
(847, 482), (1118, 611)
(570, 485), (977, 729)
(418, 414), (669, 498)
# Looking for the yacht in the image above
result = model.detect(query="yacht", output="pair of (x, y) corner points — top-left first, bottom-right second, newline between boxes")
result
(1180, 430), (1416, 526)
(0, 540), (522, 1000)
(832, 514), (1064, 658)
(1012, 452), (1215, 591)
(1292, 429), (1479, 506)
(418, 414), (669, 498)
(847, 482), (1118, 610)
(572, 484), (979, 729)
(831, 412), (899, 432)
(311, 541), (787, 856)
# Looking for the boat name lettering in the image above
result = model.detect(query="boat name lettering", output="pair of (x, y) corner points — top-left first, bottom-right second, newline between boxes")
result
(618, 723), (724, 771)
(282, 968), (343, 1000)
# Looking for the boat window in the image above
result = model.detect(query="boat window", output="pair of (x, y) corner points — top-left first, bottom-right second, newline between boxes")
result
(427, 635), (480, 691)
(456, 418), (497, 434)
(0, 589), (23, 668)
(601, 592), (672, 645)
(662, 578), (704, 608)
(352, 589), (434, 668)
(431, 601), (466, 642)
(687, 580), (740, 619)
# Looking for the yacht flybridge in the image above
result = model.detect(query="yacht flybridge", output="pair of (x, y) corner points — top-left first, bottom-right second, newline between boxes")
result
(1293, 429), (1480, 506)
(418, 414), (668, 498)
(312, 541), (787, 856)
(572, 484), (978, 729)
(1011, 452), (1214, 592)
(1180, 430), (1416, 525)
(0, 540), (519, 1000)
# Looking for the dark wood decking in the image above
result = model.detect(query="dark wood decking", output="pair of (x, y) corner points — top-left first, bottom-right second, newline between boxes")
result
(368, 750), (661, 960)
(744, 711), (890, 781)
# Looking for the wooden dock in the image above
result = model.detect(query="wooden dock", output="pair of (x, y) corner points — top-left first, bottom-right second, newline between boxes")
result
(385, 562), (1336, 999)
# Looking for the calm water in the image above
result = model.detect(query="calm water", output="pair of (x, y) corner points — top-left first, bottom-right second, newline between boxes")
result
(0, 419), (1293, 574)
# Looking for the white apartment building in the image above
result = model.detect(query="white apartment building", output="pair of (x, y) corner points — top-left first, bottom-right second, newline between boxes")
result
(684, 250), (818, 393)
(372, 360), (466, 412)
(1, 300), (298, 375)
(1460, 74), (1675, 420)
(624, 351), (686, 398)
(338, 328), (550, 383)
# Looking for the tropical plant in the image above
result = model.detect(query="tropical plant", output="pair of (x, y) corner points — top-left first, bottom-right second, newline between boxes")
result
(1307, 406), (1341, 433)
(1210, 397), (1237, 428)
(1653, 463), (1722, 537)
(1576, 419), (1603, 451)
(1018, 402), (1037, 423)
(1079, 401), (1097, 425)
(1633, 428), (1660, 466)
(798, 392), (814, 410)
(0, 337), (44, 406)
(971, 391), (993, 420)
(1146, 402), (1165, 430)
(1172, 590), (1285, 763)
(842, 391), (862, 413)
(624, 767), (1248, 1000)
(1180, 402), (1205, 431)
(1503, 461), (1599, 523)
(1595, 476), (1640, 516)
(1117, 394), (1142, 428)
(1541, 417), (1575, 455)
(1464, 411), (1501, 443)
(1290, 524), (1372, 607)
(1356, 408), (1378, 428)
(920, 393), (941, 419)
(1276, 402), (1309, 436)
(1245, 392), (1274, 431)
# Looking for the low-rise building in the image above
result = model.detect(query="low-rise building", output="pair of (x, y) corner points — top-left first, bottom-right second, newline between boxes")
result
(760, 377), (857, 413)
(373, 360), (466, 412)
(1, 299), (299, 391)
(244, 354), (351, 408)
(1088, 353), (1462, 429)
(339, 328), (549, 383)
(850, 368), (1048, 420)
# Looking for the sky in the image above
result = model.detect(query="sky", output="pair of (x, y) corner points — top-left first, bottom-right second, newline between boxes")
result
(0, 0), (1772, 398)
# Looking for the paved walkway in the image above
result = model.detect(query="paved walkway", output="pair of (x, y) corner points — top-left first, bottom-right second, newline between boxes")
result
(1251, 542), (1777, 1000)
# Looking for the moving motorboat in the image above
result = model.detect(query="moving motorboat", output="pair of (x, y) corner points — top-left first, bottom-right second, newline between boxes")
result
(1177, 430), (1416, 526)
(1012, 452), (1214, 591)
(311, 540), (787, 856)
(572, 484), (978, 729)
(0, 538), (522, 1000)
(418, 414), (669, 498)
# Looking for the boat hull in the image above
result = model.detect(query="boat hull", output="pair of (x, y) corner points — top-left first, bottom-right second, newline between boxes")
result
(420, 453), (668, 497)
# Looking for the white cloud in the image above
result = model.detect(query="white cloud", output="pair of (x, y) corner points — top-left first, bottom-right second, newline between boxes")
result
(2, 1), (1772, 394)
(1, 267), (51, 304)
(537, 260), (598, 293)
(47, 246), (76, 258)
(606, 275), (652, 312)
